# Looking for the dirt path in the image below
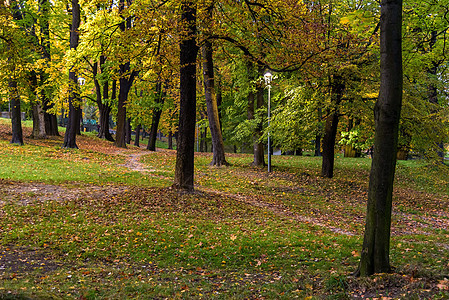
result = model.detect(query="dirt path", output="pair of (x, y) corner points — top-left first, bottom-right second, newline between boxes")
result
(0, 180), (127, 205)
(116, 149), (172, 181)
(198, 186), (356, 236)
(120, 151), (155, 173)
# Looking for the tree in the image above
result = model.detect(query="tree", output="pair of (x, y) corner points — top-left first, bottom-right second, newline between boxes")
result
(26, 0), (60, 139)
(321, 74), (344, 178)
(268, 85), (318, 153)
(27, 13), (46, 140)
(134, 123), (141, 147)
(400, 0), (449, 161)
(202, 2), (228, 166)
(252, 66), (266, 166)
(114, 0), (136, 149)
(93, 56), (114, 142)
(30, 71), (46, 139)
(9, 78), (24, 145)
(63, 0), (81, 149)
(146, 79), (164, 151)
(147, 35), (165, 152)
(6, 0), (26, 145)
(40, 0), (59, 136)
(243, 61), (265, 166)
(357, 0), (403, 277)
(314, 0), (379, 178)
(173, 0), (199, 191)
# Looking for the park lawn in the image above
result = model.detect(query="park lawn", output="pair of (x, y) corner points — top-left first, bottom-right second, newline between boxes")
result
(0, 121), (448, 299)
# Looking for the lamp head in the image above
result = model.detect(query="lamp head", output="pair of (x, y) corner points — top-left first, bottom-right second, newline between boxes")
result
(78, 77), (86, 86)
(264, 72), (272, 85)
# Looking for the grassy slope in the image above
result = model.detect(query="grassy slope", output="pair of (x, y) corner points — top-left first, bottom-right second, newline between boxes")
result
(0, 118), (448, 299)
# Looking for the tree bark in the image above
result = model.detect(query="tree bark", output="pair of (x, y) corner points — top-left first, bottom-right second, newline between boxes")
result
(168, 131), (173, 149)
(321, 75), (344, 178)
(357, 0), (402, 277)
(44, 101), (59, 136)
(125, 118), (132, 144)
(147, 80), (164, 151)
(253, 82), (265, 166)
(115, 72), (130, 147)
(173, 1), (198, 191)
(95, 56), (114, 141)
(216, 69), (223, 133)
(314, 134), (322, 156)
(29, 72), (47, 139)
(202, 39), (228, 166)
(9, 80), (23, 145)
(97, 102), (114, 141)
(134, 124), (141, 147)
(31, 103), (46, 139)
(199, 125), (207, 152)
(315, 106), (322, 156)
(63, 0), (81, 149)
(147, 35), (165, 151)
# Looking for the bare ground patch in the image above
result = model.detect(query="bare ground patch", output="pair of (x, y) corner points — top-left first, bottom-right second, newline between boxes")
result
(0, 179), (127, 206)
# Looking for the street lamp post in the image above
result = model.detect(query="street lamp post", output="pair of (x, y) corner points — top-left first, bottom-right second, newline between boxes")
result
(264, 72), (272, 172)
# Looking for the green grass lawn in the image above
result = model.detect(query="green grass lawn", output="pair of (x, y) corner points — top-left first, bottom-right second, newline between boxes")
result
(0, 121), (448, 299)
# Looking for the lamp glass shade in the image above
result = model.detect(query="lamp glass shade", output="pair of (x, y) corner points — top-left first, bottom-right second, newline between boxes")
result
(264, 72), (272, 85)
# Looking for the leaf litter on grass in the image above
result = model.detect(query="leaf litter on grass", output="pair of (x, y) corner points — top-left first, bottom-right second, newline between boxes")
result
(0, 122), (448, 298)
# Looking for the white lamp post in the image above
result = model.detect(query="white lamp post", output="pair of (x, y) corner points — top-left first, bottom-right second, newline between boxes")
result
(264, 72), (273, 172)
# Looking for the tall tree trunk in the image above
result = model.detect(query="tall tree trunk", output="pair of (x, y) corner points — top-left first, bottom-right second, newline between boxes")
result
(29, 72), (46, 139)
(31, 103), (46, 139)
(8, 2), (23, 145)
(202, 39), (228, 166)
(43, 101), (59, 136)
(76, 104), (82, 135)
(199, 112), (205, 152)
(63, 88), (81, 148)
(114, 0), (135, 148)
(147, 80), (164, 151)
(314, 134), (322, 156)
(357, 0), (402, 277)
(252, 81), (265, 166)
(315, 106), (322, 156)
(125, 118), (132, 144)
(9, 79), (23, 145)
(147, 35), (164, 151)
(96, 56), (114, 141)
(37, 0), (59, 136)
(63, 0), (81, 148)
(216, 69), (223, 133)
(115, 69), (134, 148)
(173, 1), (198, 191)
(200, 124), (207, 152)
(97, 103), (114, 141)
(168, 131), (173, 149)
(321, 75), (344, 178)
(134, 124), (141, 147)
